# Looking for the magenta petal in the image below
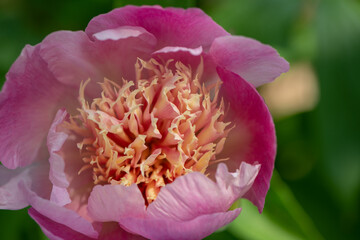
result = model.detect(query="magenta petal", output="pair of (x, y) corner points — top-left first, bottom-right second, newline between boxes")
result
(217, 67), (276, 212)
(29, 208), (96, 240)
(86, 6), (229, 50)
(210, 36), (289, 87)
(87, 184), (146, 222)
(121, 209), (240, 240)
(0, 45), (70, 169)
(20, 182), (98, 238)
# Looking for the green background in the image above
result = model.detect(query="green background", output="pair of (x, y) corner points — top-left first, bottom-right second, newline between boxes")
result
(0, 0), (359, 239)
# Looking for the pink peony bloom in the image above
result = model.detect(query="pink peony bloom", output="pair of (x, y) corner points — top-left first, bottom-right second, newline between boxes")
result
(0, 5), (289, 240)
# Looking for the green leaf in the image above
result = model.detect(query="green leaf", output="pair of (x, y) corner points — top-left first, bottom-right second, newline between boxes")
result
(0, 208), (44, 240)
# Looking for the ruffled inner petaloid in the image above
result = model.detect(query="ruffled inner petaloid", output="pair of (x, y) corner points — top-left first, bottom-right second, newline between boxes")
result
(64, 58), (232, 203)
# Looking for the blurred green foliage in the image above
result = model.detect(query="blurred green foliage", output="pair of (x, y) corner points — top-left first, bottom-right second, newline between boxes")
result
(0, 0), (359, 239)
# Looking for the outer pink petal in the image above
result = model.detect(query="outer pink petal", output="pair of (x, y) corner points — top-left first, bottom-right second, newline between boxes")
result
(210, 36), (289, 87)
(20, 181), (98, 239)
(216, 67), (276, 212)
(0, 163), (51, 210)
(121, 210), (240, 240)
(86, 6), (229, 50)
(0, 45), (72, 169)
(87, 184), (146, 222)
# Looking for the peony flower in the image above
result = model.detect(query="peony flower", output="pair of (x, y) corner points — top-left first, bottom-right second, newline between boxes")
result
(0, 5), (289, 240)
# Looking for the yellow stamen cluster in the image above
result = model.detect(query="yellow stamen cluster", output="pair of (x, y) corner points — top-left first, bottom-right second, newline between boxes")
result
(65, 58), (232, 203)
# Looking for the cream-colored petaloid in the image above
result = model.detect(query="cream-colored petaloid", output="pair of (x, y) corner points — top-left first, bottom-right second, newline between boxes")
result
(65, 58), (232, 204)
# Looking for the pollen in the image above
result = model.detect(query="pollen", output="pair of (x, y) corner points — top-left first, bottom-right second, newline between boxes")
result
(65, 58), (232, 204)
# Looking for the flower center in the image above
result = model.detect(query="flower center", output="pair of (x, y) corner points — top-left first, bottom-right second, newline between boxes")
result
(65, 58), (232, 204)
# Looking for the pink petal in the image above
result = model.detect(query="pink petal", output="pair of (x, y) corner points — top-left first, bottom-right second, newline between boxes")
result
(39, 31), (101, 96)
(121, 163), (259, 239)
(152, 46), (203, 72)
(216, 67), (276, 212)
(20, 181), (98, 238)
(91, 27), (156, 82)
(121, 210), (240, 240)
(98, 222), (145, 240)
(50, 185), (71, 206)
(0, 45), (73, 169)
(47, 109), (94, 219)
(0, 166), (29, 209)
(87, 160), (260, 239)
(151, 47), (218, 85)
(210, 36), (289, 87)
(47, 109), (70, 189)
(86, 6), (229, 50)
(147, 172), (230, 221)
(153, 46), (203, 56)
(87, 184), (146, 222)
(216, 162), (261, 203)
(0, 163), (51, 210)
(40, 29), (156, 95)
(47, 109), (78, 207)
(93, 25), (156, 43)
(28, 208), (96, 240)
